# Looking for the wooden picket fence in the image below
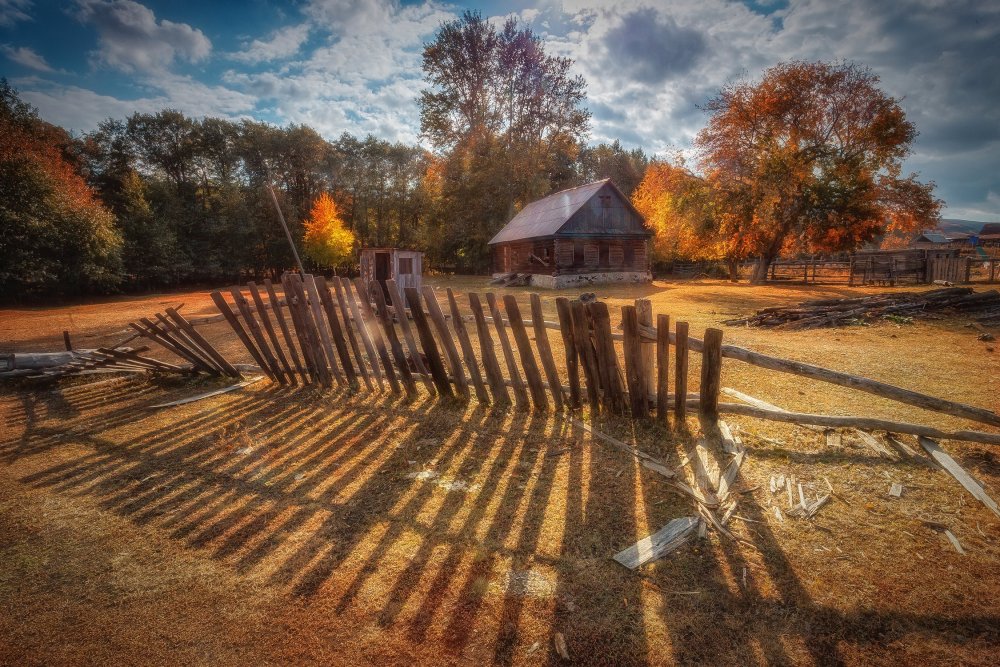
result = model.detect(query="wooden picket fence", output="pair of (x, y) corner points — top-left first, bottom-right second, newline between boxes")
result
(206, 274), (710, 423)
(119, 271), (1000, 448)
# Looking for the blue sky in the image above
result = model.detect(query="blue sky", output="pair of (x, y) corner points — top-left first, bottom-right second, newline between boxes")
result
(2, 0), (998, 221)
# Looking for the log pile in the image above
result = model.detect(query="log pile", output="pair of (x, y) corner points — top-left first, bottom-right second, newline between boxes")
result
(724, 287), (1000, 330)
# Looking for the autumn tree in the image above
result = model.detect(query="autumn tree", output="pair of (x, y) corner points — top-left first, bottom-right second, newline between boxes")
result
(420, 11), (590, 270)
(303, 192), (355, 271)
(1, 80), (121, 299)
(697, 61), (941, 283)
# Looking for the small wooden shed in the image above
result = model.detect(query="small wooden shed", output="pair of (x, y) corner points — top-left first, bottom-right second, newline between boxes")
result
(360, 247), (422, 300)
(488, 179), (652, 288)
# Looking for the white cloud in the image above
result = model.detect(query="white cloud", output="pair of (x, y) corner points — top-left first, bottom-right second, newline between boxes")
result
(75, 0), (211, 73)
(0, 0), (32, 27)
(229, 23), (310, 64)
(2, 44), (54, 72)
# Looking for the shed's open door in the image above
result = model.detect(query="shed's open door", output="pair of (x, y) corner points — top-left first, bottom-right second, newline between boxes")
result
(374, 251), (391, 299)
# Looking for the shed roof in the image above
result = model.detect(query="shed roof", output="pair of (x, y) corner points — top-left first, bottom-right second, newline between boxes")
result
(488, 179), (646, 245)
(916, 232), (948, 244)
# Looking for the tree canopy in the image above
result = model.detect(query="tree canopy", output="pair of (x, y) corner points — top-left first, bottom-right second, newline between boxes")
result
(695, 61), (940, 282)
(303, 192), (355, 270)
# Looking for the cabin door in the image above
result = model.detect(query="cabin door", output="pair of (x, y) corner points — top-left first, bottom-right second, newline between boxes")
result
(375, 251), (391, 298)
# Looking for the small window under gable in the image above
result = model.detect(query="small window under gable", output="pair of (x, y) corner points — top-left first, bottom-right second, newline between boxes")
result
(599, 194), (612, 208)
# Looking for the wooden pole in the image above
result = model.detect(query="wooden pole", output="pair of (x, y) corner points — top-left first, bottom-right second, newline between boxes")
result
(503, 295), (548, 411)
(331, 277), (372, 390)
(247, 282), (296, 383)
(342, 277), (386, 389)
(588, 301), (625, 414)
(486, 292), (529, 408)
(569, 299), (601, 413)
(636, 299), (655, 401)
(264, 278), (308, 383)
(699, 328), (723, 420)
(371, 280), (416, 397)
(554, 297), (581, 410)
(387, 278), (434, 393)
(302, 275), (345, 387)
(468, 293), (509, 406)
(314, 275), (356, 387)
(404, 287), (453, 398)
(422, 286), (469, 399)
(622, 305), (647, 419)
(656, 313), (670, 425)
(447, 288), (489, 403)
(530, 293), (564, 411)
(674, 321), (689, 426)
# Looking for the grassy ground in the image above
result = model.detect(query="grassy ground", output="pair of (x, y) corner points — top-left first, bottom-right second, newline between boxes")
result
(1, 276), (999, 665)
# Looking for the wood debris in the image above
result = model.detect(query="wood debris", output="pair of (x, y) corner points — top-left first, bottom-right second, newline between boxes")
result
(613, 516), (699, 569)
(944, 530), (966, 555)
(918, 436), (1000, 520)
(889, 483), (903, 498)
(724, 287), (1000, 330)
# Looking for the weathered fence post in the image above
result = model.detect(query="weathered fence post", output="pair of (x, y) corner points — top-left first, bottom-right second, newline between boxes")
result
(404, 287), (453, 398)
(674, 321), (689, 426)
(636, 299), (655, 402)
(656, 313), (670, 425)
(699, 328), (723, 420)
(622, 305), (647, 419)
(555, 297), (581, 409)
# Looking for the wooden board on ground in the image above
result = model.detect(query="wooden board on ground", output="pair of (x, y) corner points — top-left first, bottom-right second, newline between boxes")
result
(613, 516), (699, 569)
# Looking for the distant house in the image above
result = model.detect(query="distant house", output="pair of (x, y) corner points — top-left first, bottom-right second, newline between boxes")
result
(912, 231), (949, 247)
(980, 223), (1000, 247)
(488, 179), (652, 288)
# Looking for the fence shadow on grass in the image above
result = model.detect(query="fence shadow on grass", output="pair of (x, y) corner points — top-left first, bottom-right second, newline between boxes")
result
(2, 380), (998, 665)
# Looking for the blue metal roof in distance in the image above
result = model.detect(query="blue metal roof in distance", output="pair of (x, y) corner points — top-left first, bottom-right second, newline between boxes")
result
(488, 179), (610, 245)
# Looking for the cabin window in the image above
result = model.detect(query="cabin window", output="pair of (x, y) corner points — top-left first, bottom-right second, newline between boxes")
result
(609, 242), (624, 267)
(599, 195), (612, 208)
(584, 243), (599, 268)
(398, 257), (413, 275)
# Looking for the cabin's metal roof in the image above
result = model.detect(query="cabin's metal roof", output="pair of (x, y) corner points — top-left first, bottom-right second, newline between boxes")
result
(487, 180), (611, 245)
(917, 232), (948, 244)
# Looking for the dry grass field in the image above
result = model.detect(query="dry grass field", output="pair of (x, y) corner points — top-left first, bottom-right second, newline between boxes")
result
(2, 276), (999, 665)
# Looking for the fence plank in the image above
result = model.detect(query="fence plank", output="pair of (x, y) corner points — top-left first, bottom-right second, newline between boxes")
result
(405, 287), (453, 397)
(675, 321), (689, 425)
(153, 312), (222, 375)
(164, 307), (240, 377)
(447, 288), (489, 403)
(486, 292), (529, 408)
(636, 299), (655, 400)
(422, 286), (469, 399)
(469, 293), (509, 406)
(315, 276), (356, 388)
(588, 301), (625, 414)
(622, 305), (647, 419)
(209, 292), (274, 381)
(700, 328), (723, 420)
(282, 274), (326, 386)
(530, 293), (564, 411)
(569, 300), (601, 413)
(656, 314), (670, 425)
(247, 281), (296, 384)
(352, 278), (399, 393)
(554, 297), (580, 410)
(228, 288), (286, 384)
(371, 280), (416, 397)
(302, 275), (345, 387)
(264, 278), (308, 383)
(503, 295), (548, 410)
(387, 278), (435, 394)
(341, 277), (385, 389)
(331, 277), (373, 391)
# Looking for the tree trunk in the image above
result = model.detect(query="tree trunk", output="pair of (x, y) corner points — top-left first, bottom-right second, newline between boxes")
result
(727, 258), (740, 283)
(750, 256), (772, 284)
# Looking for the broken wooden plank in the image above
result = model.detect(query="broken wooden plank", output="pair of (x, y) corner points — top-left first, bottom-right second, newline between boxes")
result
(918, 436), (1000, 519)
(148, 376), (265, 408)
(613, 516), (699, 569)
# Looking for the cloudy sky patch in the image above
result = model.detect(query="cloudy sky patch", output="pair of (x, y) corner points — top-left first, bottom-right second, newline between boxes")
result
(1, 0), (997, 220)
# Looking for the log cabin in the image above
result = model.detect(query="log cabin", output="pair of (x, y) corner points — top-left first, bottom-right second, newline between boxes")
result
(488, 179), (652, 288)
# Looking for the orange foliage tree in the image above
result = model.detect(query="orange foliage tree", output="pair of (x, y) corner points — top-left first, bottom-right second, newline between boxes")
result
(302, 192), (355, 271)
(696, 61), (941, 283)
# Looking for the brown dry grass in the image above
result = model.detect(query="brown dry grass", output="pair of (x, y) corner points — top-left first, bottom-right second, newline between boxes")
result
(1, 276), (999, 666)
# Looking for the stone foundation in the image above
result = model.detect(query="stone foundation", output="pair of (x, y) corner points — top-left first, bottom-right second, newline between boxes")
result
(491, 271), (651, 289)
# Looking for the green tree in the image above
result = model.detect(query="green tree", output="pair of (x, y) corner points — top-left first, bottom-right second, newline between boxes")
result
(420, 11), (590, 270)
(0, 80), (121, 299)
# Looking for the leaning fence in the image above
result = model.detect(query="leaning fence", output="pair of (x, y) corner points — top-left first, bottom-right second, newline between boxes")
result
(91, 273), (1000, 448)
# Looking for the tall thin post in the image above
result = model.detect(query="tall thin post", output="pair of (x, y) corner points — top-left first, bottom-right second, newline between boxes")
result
(699, 328), (723, 421)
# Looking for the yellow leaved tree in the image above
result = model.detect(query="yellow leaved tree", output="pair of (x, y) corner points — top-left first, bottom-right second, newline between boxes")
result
(303, 192), (355, 271)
